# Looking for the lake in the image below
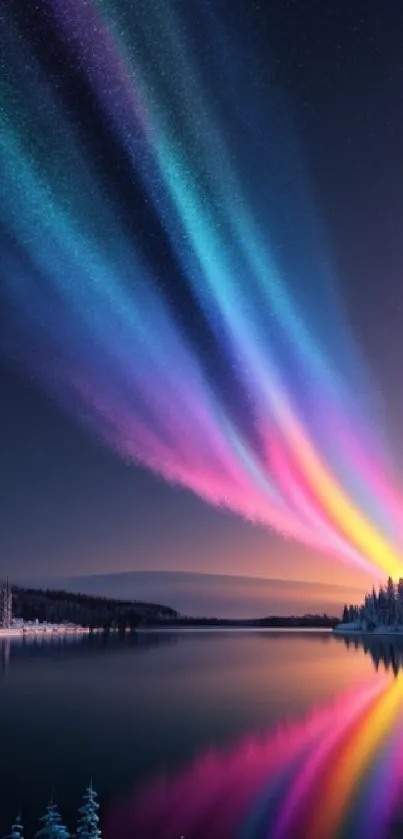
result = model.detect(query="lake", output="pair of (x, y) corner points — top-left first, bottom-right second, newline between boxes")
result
(1, 629), (402, 839)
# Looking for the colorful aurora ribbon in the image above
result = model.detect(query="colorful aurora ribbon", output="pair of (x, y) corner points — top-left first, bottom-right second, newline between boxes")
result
(104, 673), (403, 839)
(1, 0), (403, 577)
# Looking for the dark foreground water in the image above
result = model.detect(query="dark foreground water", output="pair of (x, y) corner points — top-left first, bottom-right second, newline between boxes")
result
(1, 630), (403, 839)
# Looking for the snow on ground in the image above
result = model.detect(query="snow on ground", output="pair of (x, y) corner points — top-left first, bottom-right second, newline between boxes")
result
(334, 622), (361, 632)
(335, 622), (403, 635)
(0, 623), (88, 637)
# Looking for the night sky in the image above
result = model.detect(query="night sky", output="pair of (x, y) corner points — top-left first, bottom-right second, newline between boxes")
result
(1, 0), (403, 615)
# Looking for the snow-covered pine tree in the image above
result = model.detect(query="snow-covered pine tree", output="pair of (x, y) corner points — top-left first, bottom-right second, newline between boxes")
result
(361, 595), (371, 630)
(397, 579), (403, 627)
(76, 784), (102, 839)
(386, 576), (396, 627)
(368, 590), (377, 629)
(4, 814), (24, 839)
(35, 800), (69, 839)
(378, 586), (387, 626)
(371, 586), (379, 626)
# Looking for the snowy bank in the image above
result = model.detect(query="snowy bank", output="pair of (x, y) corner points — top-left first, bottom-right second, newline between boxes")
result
(0, 623), (89, 638)
(334, 622), (403, 636)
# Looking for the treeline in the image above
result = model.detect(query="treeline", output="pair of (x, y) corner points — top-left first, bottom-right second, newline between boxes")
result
(12, 586), (178, 631)
(342, 576), (403, 630)
(256, 614), (338, 628)
(146, 613), (339, 628)
(11, 586), (338, 630)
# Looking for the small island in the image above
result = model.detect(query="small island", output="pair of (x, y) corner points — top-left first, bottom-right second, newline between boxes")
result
(335, 577), (403, 635)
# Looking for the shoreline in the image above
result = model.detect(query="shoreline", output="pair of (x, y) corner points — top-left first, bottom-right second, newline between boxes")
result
(0, 626), (91, 638)
(334, 625), (403, 637)
(138, 625), (333, 633)
(0, 624), (336, 639)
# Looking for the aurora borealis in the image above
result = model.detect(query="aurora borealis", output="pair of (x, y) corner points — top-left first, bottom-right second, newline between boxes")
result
(1, 0), (403, 581)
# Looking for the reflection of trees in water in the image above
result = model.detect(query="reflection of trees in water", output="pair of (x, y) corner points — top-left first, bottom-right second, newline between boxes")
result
(0, 639), (10, 673)
(256, 629), (333, 643)
(0, 631), (178, 674)
(0, 628), (333, 674)
(336, 633), (403, 677)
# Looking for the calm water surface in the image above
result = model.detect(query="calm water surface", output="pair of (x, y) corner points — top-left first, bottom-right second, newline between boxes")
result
(0, 630), (402, 839)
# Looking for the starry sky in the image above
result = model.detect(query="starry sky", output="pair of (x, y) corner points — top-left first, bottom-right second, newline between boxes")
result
(1, 0), (403, 615)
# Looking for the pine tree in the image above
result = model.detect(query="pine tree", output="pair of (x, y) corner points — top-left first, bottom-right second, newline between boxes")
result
(386, 576), (396, 626)
(397, 579), (403, 626)
(35, 800), (69, 839)
(76, 784), (102, 839)
(367, 590), (377, 629)
(361, 596), (370, 629)
(378, 586), (387, 625)
(342, 604), (349, 623)
(4, 814), (24, 839)
(371, 586), (378, 626)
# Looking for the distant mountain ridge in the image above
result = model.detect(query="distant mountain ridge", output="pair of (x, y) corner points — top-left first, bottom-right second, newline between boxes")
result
(18, 570), (363, 619)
